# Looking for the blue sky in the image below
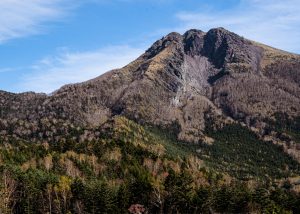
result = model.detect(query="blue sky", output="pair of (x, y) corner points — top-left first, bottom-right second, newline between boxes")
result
(0, 0), (299, 93)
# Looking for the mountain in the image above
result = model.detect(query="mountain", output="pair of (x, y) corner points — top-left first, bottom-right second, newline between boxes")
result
(1, 28), (300, 213)
(1, 27), (300, 151)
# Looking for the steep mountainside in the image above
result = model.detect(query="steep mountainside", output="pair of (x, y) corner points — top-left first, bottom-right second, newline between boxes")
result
(1, 28), (299, 145)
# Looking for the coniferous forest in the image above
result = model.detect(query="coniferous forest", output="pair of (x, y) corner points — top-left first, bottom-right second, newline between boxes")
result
(0, 116), (300, 213)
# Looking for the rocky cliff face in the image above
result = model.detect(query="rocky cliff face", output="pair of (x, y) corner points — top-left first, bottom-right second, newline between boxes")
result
(1, 27), (300, 145)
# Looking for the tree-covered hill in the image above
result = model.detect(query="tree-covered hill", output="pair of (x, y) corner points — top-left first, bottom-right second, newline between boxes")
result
(0, 116), (300, 213)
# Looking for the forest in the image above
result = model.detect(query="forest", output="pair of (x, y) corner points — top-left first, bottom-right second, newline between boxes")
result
(0, 116), (300, 213)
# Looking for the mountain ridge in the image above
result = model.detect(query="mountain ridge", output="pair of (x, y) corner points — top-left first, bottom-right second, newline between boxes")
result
(1, 27), (300, 150)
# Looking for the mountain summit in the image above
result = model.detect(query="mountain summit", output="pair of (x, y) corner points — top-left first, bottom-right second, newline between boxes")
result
(1, 27), (300, 147)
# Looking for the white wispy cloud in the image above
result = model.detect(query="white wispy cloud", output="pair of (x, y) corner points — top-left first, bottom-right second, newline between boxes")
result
(0, 0), (77, 43)
(175, 0), (300, 53)
(18, 46), (144, 93)
(0, 67), (14, 73)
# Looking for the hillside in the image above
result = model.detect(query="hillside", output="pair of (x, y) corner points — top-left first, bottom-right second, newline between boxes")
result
(0, 116), (299, 213)
(1, 28), (300, 213)
(1, 28), (300, 141)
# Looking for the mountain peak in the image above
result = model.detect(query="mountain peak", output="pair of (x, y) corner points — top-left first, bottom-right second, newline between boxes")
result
(183, 29), (205, 37)
(164, 32), (182, 41)
(1, 27), (300, 146)
(208, 27), (230, 34)
(145, 27), (263, 71)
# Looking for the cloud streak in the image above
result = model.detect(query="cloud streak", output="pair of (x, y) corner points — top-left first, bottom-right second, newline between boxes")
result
(175, 0), (300, 53)
(18, 46), (144, 93)
(0, 0), (77, 43)
(0, 67), (14, 73)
